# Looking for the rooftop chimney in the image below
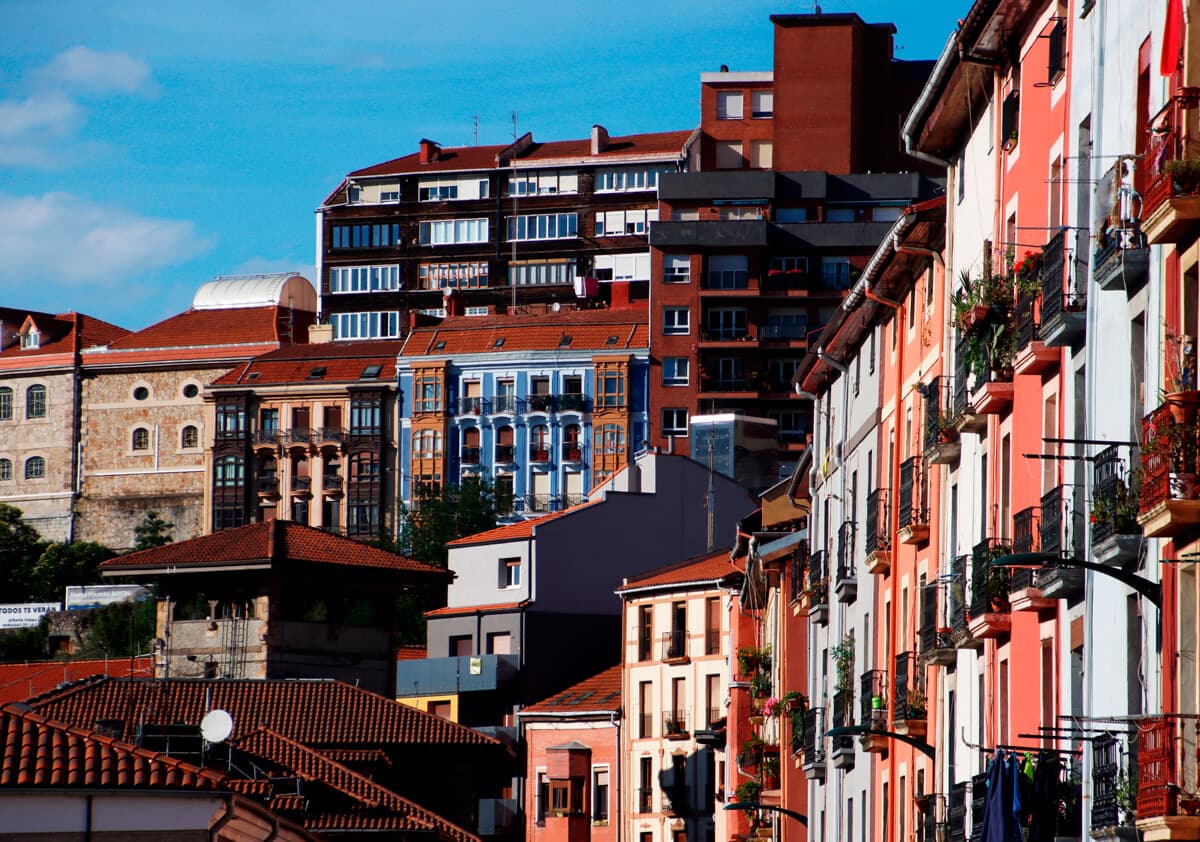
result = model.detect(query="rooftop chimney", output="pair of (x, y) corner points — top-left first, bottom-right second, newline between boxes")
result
(418, 138), (441, 164)
(308, 323), (334, 344)
(590, 125), (609, 156)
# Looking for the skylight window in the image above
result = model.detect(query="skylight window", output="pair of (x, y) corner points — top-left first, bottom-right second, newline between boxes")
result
(558, 336), (573, 348)
(493, 337), (505, 348)
(434, 341), (447, 351)
(360, 364), (383, 379)
(605, 336), (619, 346)
(308, 366), (327, 379)
(247, 372), (261, 380)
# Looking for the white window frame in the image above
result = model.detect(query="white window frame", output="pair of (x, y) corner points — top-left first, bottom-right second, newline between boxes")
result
(419, 218), (489, 246)
(330, 311), (401, 340)
(662, 409), (688, 436)
(663, 255), (691, 283)
(329, 264), (402, 294)
(716, 90), (744, 120)
(663, 307), (690, 336)
(506, 213), (578, 242)
(662, 357), (690, 386)
(751, 90), (774, 118)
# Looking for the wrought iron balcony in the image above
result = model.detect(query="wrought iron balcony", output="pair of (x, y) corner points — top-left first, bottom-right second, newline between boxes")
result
(494, 444), (516, 463)
(948, 781), (968, 842)
(948, 554), (972, 646)
(1092, 444), (1141, 547)
(661, 629), (688, 662)
(525, 494), (559, 514)
(1091, 735), (1123, 830)
(1013, 505), (1039, 554)
(561, 443), (583, 462)
(286, 427), (314, 446)
(920, 582), (955, 665)
(1139, 397), (1200, 537)
(831, 689), (854, 769)
(317, 427), (345, 446)
(555, 393), (589, 412)
(290, 475), (312, 493)
(897, 457), (929, 543)
(807, 550), (828, 625)
(1039, 228), (1085, 347)
(662, 710), (689, 738)
(801, 706), (826, 776)
(491, 395), (518, 415)
(923, 376), (960, 463)
(968, 539), (1012, 639)
(528, 446), (551, 463)
(524, 394), (553, 413)
(969, 772), (988, 842)
(859, 669), (888, 752)
(1094, 230), (1149, 292)
(256, 475), (279, 496)
(458, 396), (488, 415)
(254, 428), (281, 447)
(322, 474), (343, 491)
(892, 652), (925, 734)
(461, 446), (482, 465)
(834, 520), (856, 603)
(864, 488), (891, 574)
(1135, 715), (1197, 825)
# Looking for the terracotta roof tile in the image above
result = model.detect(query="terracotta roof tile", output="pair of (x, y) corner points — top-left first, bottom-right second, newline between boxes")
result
(395, 645), (427, 661)
(522, 665), (622, 714)
(0, 656), (154, 706)
(425, 601), (528, 618)
(104, 306), (311, 351)
(347, 130), (689, 179)
(0, 309), (130, 359)
(400, 309), (648, 357)
(26, 677), (499, 749)
(235, 728), (479, 842)
(211, 340), (400, 387)
(446, 499), (600, 547)
(0, 703), (223, 789)
(101, 520), (448, 578)
(615, 548), (743, 593)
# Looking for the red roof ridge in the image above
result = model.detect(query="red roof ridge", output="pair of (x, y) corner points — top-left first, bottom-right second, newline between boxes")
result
(615, 548), (742, 592)
(425, 600), (529, 618)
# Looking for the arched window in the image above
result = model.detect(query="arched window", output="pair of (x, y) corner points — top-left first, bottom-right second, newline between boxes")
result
(0, 387), (11, 421)
(529, 425), (550, 461)
(0, 459), (11, 481)
(26, 385), (45, 419)
(214, 455), (244, 487)
(24, 456), (45, 480)
(181, 425), (199, 448)
(562, 424), (582, 461)
(495, 425), (515, 462)
(132, 428), (150, 451)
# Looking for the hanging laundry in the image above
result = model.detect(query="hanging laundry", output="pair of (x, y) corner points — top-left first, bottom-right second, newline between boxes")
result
(981, 750), (1025, 842)
(1027, 751), (1063, 842)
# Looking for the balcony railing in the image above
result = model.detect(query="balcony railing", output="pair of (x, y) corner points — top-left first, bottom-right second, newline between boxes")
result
(969, 539), (1009, 617)
(286, 427), (314, 445)
(495, 444), (516, 463)
(525, 494), (559, 513)
(949, 554), (969, 634)
(254, 429), (281, 446)
(458, 397), (488, 415)
(1136, 715), (1193, 822)
(922, 376), (954, 451)
(948, 781), (968, 842)
(524, 394), (554, 413)
(789, 543), (808, 603)
(661, 629), (687, 661)
(1092, 444), (1140, 543)
(1091, 735), (1122, 830)
(556, 393), (589, 412)
(706, 628), (720, 655)
(1140, 399), (1200, 516)
(1015, 286), (1039, 350)
(1041, 484), (1071, 556)
(639, 711), (653, 738)
(892, 652), (923, 723)
(662, 711), (689, 738)
(969, 772), (988, 842)
(801, 706), (825, 766)
(322, 474), (343, 491)
(561, 443), (583, 461)
(831, 689), (853, 752)
(919, 583), (953, 659)
(1013, 505), (1039, 554)
(759, 324), (809, 341)
(1039, 228), (1086, 346)
(528, 446), (551, 463)
(865, 487), (890, 557)
(835, 520), (855, 601)
(290, 475), (312, 492)
(257, 475), (279, 495)
(898, 457), (928, 535)
(562, 493), (586, 507)
(317, 427), (345, 445)
(491, 395), (517, 415)
(637, 788), (653, 813)
(860, 669), (888, 726)
(461, 446), (482, 465)
(807, 549), (827, 606)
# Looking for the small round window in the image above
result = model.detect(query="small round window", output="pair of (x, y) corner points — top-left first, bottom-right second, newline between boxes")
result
(182, 384), (199, 399)
(133, 386), (150, 401)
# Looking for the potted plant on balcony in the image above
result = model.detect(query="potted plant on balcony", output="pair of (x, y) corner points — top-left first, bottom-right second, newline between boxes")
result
(985, 321), (1017, 381)
(1164, 158), (1200, 195)
(734, 779), (763, 803)
(665, 715), (686, 737)
(832, 631), (855, 694)
(750, 671), (773, 700)
(1145, 417), (1200, 499)
(1012, 250), (1043, 300)
(1091, 473), (1143, 536)
(905, 686), (927, 720)
(760, 754), (781, 789)
(739, 734), (765, 770)
(1115, 768), (1139, 826)
(985, 545), (1013, 611)
(738, 645), (771, 676)
(778, 690), (805, 713)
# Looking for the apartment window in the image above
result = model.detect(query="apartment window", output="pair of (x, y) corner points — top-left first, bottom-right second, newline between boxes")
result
(131, 427), (150, 451)
(26, 385), (46, 418)
(595, 424), (625, 456)
(705, 673), (721, 726)
(414, 374), (443, 414)
(176, 424), (198, 450)
(654, 260), (687, 291)
(502, 259), (574, 289)
(331, 223), (401, 249)
(596, 166), (672, 192)
(639, 757), (654, 812)
(0, 459), (10, 481)
(350, 398), (381, 435)
(487, 632), (512, 655)
(663, 357), (690, 386)
(537, 772), (549, 824)
(214, 455), (244, 487)
(595, 209), (654, 236)
(706, 307), (747, 340)
(822, 258), (852, 289)
(592, 769), (609, 822)
(770, 256), (807, 273)
(507, 169), (578, 196)
(418, 217), (488, 245)
(638, 605), (653, 661)
(0, 387), (11, 420)
(868, 328), (876, 374)
(595, 369), (626, 408)
(716, 90), (743, 119)
(330, 311), (400, 340)
(419, 261), (488, 289)
(506, 213), (578, 241)
(500, 557), (521, 589)
(707, 255), (748, 289)
(593, 252), (650, 282)
(663, 307), (690, 335)
(827, 208), (856, 222)
(662, 408), (688, 436)
(23, 457), (44, 480)
(418, 182), (461, 201)
(329, 264), (401, 293)
(749, 140), (773, 169)
(751, 90), (773, 118)
(768, 358), (801, 389)
(215, 403), (246, 439)
(412, 429), (442, 459)
(714, 141), (743, 169)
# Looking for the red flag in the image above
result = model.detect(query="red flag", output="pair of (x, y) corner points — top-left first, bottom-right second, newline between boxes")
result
(1162, 0), (1185, 77)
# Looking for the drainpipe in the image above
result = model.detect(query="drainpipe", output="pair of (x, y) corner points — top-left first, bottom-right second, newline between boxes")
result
(613, 708), (622, 842)
(901, 33), (958, 170)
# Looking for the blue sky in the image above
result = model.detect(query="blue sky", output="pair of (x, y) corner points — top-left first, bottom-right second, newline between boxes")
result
(0, 0), (971, 331)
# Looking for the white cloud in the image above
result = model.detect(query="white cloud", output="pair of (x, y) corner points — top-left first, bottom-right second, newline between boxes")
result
(0, 92), (82, 139)
(37, 46), (156, 96)
(0, 192), (212, 288)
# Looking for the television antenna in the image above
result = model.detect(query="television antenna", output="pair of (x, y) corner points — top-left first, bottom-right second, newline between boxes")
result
(200, 709), (234, 744)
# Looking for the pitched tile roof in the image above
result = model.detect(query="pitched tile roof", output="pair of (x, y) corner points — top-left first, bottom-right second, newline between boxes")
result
(399, 308), (649, 357)
(0, 656), (154, 706)
(0, 702), (223, 789)
(103, 306), (311, 352)
(0, 309), (130, 359)
(347, 130), (689, 179)
(522, 665), (622, 714)
(101, 520), (449, 578)
(615, 548), (743, 593)
(234, 728), (479, 842)
(211, 339), (400, 387)
(395, 644), (427, 661)
(446, 500), (600, 547)
(26, 677), (500, 749)
(424, 601), (528, 619)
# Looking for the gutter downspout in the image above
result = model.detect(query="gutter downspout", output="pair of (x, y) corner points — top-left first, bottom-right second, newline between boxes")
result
(210, 798), (237, 841)
(901, 33), (958, 169)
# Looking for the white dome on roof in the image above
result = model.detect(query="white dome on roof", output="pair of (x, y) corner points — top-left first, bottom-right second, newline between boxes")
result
(192, 273), (317, 311)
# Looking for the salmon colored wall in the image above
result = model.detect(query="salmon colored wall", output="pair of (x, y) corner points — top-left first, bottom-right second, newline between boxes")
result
(526, 722), (620, 842)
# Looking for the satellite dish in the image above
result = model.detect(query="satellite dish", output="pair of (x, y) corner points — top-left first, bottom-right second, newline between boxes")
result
(200, 709), (234, 743)
(552, 302), (561, 312)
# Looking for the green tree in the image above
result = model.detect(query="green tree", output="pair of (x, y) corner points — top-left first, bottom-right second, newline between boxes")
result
(28, 541), (115, 601)
(391, 476), (502, 567)
(133, 511), (174, 550)
(0, 502), (47, 601)
(81, 594), (158, 658)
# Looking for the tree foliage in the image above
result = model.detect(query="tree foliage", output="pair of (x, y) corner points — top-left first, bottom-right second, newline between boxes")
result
(0, 502), (48, 601)
(80, 594), (158, 658)
(28, 541), (114, 601)
(133, 511), (174, 551)
(391, 477), (503, 567)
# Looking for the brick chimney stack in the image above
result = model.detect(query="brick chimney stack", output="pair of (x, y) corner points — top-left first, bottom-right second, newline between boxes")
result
(418, 138), (440, 164)
(590, 125), (609, 155)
